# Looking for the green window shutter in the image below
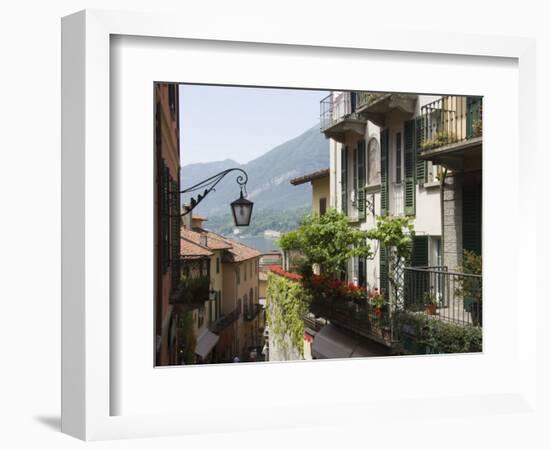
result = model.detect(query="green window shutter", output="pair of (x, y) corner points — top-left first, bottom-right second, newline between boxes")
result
(380, 129), (389, 216)
(353, 146), (358, 209)
(411, 235), (429, 267)
(415, 116), (426, 185)
(341, 145), (348, 215)
(358, 256), (366, 287)
(405, 235), (430, 307)
(357, 139), (366, 219)
(379, 245), (389, 296)
(404, 119), (416, 216)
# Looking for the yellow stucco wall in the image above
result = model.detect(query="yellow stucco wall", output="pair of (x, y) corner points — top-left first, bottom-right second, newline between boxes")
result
(311, 176), (330, 215)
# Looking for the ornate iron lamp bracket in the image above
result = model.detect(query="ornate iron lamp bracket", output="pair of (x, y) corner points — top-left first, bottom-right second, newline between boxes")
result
(174, 168), (249, 217)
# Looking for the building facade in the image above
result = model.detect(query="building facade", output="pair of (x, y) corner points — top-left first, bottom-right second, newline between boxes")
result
(321, 92), (476, 295)
(221, 240), (262, 361)
(154, 82), (181, 366)
(290, 168), (330, 216)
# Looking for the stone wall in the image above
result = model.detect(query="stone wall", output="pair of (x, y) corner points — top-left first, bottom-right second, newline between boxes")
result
(442, 173), (463, 272)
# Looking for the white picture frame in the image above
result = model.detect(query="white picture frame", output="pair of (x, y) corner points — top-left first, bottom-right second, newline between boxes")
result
(61, 9), (539, 441)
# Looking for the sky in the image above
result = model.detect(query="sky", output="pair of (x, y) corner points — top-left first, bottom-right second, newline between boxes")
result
(178, 84), (329, 166)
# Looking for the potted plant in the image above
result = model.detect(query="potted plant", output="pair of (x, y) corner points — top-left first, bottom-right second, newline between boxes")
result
(369, 288), (385, 318)
(423, 291), (437, 316)
(471, 119), (482, 137)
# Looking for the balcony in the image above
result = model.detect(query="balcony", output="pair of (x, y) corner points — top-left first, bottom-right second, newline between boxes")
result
(309, 296), (393, 347)
(170, 275), (210, 308)
(209, 308), (240, 334)
(320, 92), (366, 143)
(399, 266), (482, 326)
(419, 96), (482, 170)
(305, 267), (482, 353)
(356, 93), (417, 127)
(243, 303), (262, 321)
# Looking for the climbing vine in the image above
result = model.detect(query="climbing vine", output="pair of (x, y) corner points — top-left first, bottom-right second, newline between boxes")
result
(266, 272), (310, 359)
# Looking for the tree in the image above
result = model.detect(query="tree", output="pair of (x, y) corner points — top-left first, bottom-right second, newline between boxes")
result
(366, 215), (415, 305)
(278, 209), (372, 277)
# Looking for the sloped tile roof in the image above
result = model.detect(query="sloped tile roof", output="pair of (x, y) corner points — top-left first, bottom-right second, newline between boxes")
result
(221, 238), (262, 263)
(182, 228), (232, 250)
(180, 237), (213, 258)
(290, 168), (330, 186)
(194, 228), (261, 263)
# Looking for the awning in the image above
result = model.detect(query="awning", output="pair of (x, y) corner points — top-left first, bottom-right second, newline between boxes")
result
(311, 324), (388, 359)
(194, 329), (219, 359)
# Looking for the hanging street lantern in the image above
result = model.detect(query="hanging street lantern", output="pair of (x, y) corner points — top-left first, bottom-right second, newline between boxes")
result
(230, 189), (254, 227)
(176, 168), (254, 227)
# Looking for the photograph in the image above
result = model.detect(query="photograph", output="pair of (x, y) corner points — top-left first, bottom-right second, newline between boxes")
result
(154, 83), (482, 366)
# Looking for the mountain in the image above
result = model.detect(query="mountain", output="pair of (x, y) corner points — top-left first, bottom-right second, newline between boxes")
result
(180, 124), (330, 218)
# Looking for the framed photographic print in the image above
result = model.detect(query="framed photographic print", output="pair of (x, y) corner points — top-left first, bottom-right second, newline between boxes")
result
(62, 9), (538, 441)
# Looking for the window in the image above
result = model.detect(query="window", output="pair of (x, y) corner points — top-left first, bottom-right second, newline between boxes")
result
(244, 263), (247, 281)
(236, 267), (240, 285)
(319, 198), (327, 215)
(367, 138), (380, 186)
(216, 257), (220, 274)
(395, 132), (402, 184)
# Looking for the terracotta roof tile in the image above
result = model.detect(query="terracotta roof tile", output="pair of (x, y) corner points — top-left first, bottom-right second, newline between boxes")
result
(221, 238), (262, 263)
(182, 228), (232, 250)
(180, 237), (213, 258)
(195, 229), (261, 263)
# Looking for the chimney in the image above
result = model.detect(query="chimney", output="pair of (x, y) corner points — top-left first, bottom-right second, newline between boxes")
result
(200, 234), (208, 247)
(181, 204), (192, 229)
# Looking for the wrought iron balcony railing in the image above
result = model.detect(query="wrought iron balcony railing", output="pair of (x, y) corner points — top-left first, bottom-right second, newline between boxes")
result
(306, 266), (481, 348)
(400, 266), (482, 326)
(420, 96), (482, 152)
(320, 92), (364, 131)
(309, 297), (393, 345)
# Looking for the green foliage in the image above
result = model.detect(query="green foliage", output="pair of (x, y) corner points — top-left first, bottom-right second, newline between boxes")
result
(393, 311), (482, 354)
(471, 119), (483, 137)
(456, 251), (483, 325)
(357, 92), (385, 107)
(177, 312), (197, 364)
(366, 215), (414, 260)
(420, 131), (458, 150)
(423, 291), (437, 305)
(463, 250), (482, 275)
(278, 209), (372, 276)
(266, 272), (309, 358)
(178, 274), (210, 303)
(455, 250), (482, 302)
